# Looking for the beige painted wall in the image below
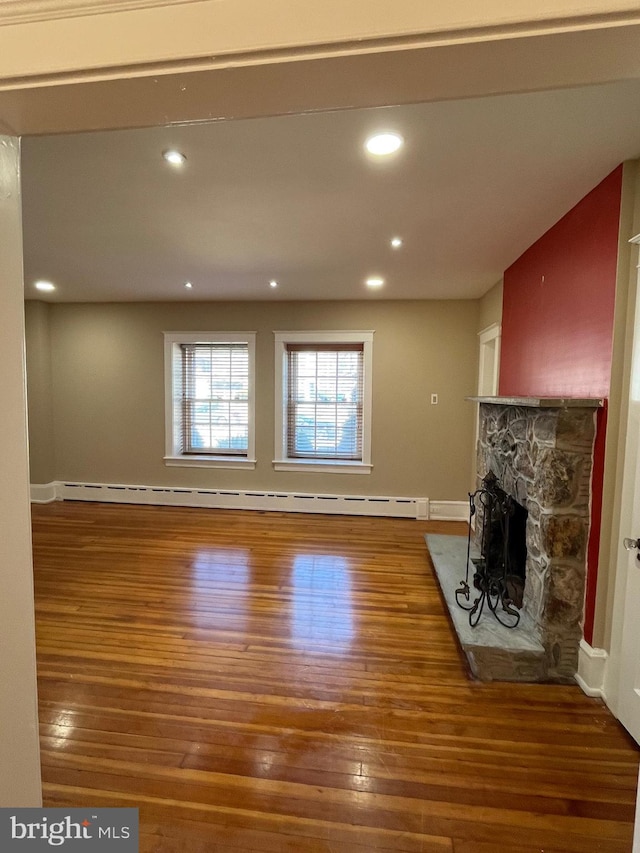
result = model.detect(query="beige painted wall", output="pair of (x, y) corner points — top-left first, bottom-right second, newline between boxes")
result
(0, 136), (42, 806)
(27, 299), (478, 501)
(25, 301), (55, 485)
(478, 279), (503, 332)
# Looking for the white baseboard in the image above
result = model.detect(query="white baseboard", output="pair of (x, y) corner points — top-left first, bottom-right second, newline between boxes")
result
(30, 482), (58, 503)
(32, 480), (470, 522)
(575, 639), (608, 698)
(429, 500), (468, 522)
(46, 480), (430, 519)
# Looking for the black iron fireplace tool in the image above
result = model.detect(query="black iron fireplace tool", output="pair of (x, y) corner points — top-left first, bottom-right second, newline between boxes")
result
(455, 472), (524, 629)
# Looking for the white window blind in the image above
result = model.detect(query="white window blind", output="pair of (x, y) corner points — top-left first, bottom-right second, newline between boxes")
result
(181, 342), (249, 456)
(286, 343), (363, 460)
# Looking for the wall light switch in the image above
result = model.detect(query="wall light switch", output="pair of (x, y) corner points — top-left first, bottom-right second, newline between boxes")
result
(431, 393), (438, 405)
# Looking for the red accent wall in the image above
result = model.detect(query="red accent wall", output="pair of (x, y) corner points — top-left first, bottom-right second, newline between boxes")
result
(500, 166), (622, 399)
(499, 165), (623, 644)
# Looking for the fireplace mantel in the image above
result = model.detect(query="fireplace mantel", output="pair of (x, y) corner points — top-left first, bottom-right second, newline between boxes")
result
(467, 396), (603, 408)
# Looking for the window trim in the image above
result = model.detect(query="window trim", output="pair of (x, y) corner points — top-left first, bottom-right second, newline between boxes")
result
(273, 330), (373, 473)
(164, 331), (257, 469)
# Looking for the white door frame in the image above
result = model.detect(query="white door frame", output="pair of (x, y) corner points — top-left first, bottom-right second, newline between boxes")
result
(477, 323), (502, 397)
(471, 323), (502, 501)
(605, 240), (640, 716)
(603, 239), (640, 851)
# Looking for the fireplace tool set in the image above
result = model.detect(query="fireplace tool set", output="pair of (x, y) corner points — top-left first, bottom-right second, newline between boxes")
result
(456, 471), (525, 629)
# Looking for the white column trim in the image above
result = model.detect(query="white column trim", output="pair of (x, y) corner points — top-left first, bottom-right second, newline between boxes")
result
(575, 638), (608, 698)
(428, 500), (469, 522)
(29, 482), (58, 503)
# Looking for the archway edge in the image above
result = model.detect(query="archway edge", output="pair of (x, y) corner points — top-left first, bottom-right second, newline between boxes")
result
(1, 2), (640, 135)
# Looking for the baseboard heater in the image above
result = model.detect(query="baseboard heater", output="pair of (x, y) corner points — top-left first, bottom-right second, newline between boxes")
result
(53, 480), (430, 519)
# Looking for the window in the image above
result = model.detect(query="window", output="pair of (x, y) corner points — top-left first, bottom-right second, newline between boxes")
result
(286, 344), (363, 459)
(164, 332), (256, 469)
(274, 331), (373, 473)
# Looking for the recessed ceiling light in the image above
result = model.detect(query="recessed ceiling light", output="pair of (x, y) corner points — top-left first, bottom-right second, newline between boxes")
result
(163, 149), (186, 166)
(390, 237), (403, 249)
(366, 277), (385, 288)
(35, 280), (55, 292)
(184, 281), (193, 289)
(269, 280), (278, 288)
(365, 132), (404, 157)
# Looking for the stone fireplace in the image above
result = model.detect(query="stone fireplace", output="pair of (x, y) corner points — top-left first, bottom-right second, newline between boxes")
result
(427, 395), (601, 683)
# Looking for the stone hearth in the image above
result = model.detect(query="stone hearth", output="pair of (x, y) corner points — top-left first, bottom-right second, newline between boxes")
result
(429, 396), (601, 683)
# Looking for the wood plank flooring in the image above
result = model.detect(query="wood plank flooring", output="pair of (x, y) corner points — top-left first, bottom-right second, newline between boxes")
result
(31, 501), (639, 852)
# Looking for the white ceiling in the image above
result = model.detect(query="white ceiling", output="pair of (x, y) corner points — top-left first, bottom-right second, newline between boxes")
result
(20, 77), (640, 302)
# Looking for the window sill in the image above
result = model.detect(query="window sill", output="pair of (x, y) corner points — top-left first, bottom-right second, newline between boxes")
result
(272, 459), (372, 474)
(164, 455), (256, 470)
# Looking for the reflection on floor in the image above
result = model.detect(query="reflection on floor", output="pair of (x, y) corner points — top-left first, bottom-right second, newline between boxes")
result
(290, 555), (354, 653)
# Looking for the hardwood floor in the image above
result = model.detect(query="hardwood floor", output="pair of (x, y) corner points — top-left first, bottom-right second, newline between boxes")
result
(32, 501), (639, 852)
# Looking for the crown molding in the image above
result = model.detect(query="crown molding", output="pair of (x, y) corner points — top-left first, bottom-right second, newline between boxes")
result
(0, 0), (197, 26)
(3, 1), (640, 30)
